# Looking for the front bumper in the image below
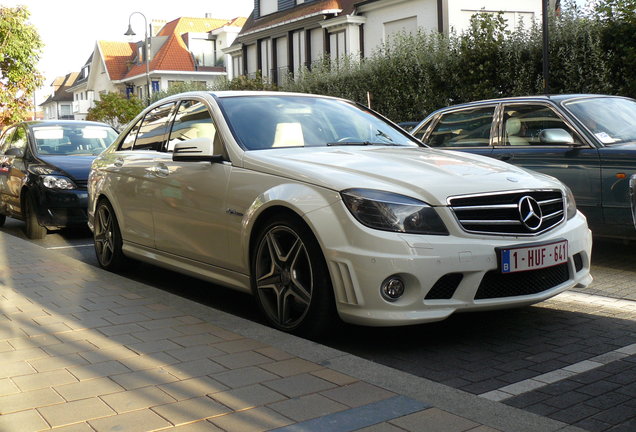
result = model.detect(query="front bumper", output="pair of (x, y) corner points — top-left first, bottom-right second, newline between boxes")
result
(34, 188), (89, 228)
(308, 204), (593, 327)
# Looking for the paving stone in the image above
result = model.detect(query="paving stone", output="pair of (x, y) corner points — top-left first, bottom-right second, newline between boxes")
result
(159, 376), (229, 400)
(311, 369), (358, 386)
(164, 358), (227, 379)
(51, 422), (96, 431)
(255, 347), (295, 361)
(320, 381), (395, 408)
(170, 420), (225, 431)
(260, 358), (323, 377)
(0, 387), (64, 414)
(78, 346), (139, 364)
(126, 339), (182, 355)
(212, 383), (287, 410)
(356, 423), (408, 432)
(268, 393), (348, 421)
(264, 373), (336, 398)
(550, 403), (602, 424)
(100, 386), (176, 413)
(590, 403), (636, 424)
(88, 408), (172, 432)
(37, 397), (116, 427)
(68, 359), (131, 380)
(54, 376), (124, 401)
(209, 406), (293, 432)
(166, 345), (225, 362)
(213, 351), (273, 369)
(28, 353), (89, 372)
(12, 368), (78, 392)
(109, 367), (179, 390)
(151, 396), (231, 425)
(0, 360), (36, 379)
(212, 366), (279, 389)
(390, 407), (479, 432)
(169, 333), (223, 347)
(97, 323), (147, 337)
(214, 338), (269, 353)
(0, 409), (49, 432)
(117, 352), (180, 371)
(0, 377), (19, 396)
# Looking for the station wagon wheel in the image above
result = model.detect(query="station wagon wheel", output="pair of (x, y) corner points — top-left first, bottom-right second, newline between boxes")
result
(24, 193), (46, 239)
(252, 215), (336, 335)
(94, 199), (131, 271)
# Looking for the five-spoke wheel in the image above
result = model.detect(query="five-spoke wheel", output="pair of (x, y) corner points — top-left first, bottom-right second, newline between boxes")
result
(94, 199), (130, 271)
(252, 215), (335, 335)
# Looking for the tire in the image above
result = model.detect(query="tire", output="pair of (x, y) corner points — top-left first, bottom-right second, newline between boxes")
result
(0, 214), (5, 227)
(93, 199), (131, 272)
(251, 214), (337, 336)
(24, 194), (47, 239)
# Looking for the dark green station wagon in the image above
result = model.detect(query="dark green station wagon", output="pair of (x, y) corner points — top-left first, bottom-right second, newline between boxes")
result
(411, 94), (636, 240)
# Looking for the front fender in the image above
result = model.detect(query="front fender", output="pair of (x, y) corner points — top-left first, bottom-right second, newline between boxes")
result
(239, 182), (341, 268)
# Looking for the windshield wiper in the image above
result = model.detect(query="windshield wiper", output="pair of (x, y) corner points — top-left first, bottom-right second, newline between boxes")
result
(326, 141), (401, 147)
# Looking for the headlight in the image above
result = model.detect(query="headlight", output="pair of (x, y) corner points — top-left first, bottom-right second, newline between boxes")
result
(341, 188), (448, 235)
(565, 186), (577, 220)
(42, 175), (77, 190)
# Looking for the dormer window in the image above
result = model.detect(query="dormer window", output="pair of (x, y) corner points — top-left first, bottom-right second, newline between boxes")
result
(260, 0), (277, 17)
(81, 65), (90, 80)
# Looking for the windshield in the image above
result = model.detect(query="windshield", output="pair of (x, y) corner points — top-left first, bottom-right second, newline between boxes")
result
(33, 125), (118, 155)
(564, 97), (636, 144)
(218, 95), (420, 150)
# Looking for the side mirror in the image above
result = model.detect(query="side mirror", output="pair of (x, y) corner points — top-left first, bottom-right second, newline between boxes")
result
(539, 128), (575, 145)
(172, 137), (224, 163)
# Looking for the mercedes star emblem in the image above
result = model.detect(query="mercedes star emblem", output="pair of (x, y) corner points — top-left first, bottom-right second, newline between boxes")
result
(518, 196), (543, 231)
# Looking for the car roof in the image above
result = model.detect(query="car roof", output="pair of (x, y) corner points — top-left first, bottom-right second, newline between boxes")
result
(19, 120), (114, 129)
(432, 94), (626, 111)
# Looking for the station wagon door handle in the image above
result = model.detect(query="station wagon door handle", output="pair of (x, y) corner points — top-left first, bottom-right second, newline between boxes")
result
(496, 153), (514, 161)
(113, 157), (125, 167)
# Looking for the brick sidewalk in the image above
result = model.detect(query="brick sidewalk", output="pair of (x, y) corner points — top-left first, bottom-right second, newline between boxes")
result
(0, 232), (581, 432)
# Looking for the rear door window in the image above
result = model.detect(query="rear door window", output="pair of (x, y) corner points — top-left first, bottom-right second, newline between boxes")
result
(427, 106), (495, 148)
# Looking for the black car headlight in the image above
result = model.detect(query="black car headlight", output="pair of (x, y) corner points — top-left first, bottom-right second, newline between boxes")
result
(42, 175), (77, 190)
(341, 188), (448, 235)
(565, 186), (577, 220)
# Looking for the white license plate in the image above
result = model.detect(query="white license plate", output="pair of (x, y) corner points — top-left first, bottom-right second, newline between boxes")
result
(500, 240), (568, 273)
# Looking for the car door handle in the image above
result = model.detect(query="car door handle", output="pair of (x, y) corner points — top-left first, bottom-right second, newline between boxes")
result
(496, 153), (514, 161)
(151, 164), (170, 178)
(113, 157), (124, 167)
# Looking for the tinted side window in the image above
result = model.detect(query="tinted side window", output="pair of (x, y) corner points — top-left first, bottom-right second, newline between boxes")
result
(166, 100), (216, 151)
(0, 127), (16, 153)
(427, 107), (494, 147)
(503, 104), (582, 146)
(7, 126), (28, 155)
(119, 120), (141, 151)
(133, 103), (176, 151)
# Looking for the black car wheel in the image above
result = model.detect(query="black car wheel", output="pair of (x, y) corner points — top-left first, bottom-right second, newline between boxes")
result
(251, 215), (336, 335)
(24, 194), (47, 239)
(93, 199), (131, 271)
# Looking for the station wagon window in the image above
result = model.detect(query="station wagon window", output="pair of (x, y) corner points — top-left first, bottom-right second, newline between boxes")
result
(503, 104), (582, 146)
(427, 107), (495, 147)
(166, 100), (216, 152)
(6, 126), (28, 155)
(133, 103), (177, 151)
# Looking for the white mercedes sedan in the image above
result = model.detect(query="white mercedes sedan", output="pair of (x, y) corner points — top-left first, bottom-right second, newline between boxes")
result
(87, 91), (592, 335)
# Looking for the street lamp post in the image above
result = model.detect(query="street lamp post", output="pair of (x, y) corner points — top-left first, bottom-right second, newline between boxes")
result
(542, 0), (550, 94)
(124, 12), (151, 103)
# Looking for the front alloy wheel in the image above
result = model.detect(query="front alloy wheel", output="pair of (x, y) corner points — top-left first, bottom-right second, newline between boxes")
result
(94, 199), (129, 271)
(252, 216), (335, 335)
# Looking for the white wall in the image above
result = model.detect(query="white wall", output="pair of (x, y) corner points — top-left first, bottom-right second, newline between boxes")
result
(448, 0), (541, 33)
(361, 0), (438, 56)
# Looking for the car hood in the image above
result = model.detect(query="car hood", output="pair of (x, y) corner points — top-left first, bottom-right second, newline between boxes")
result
(35, 155), (96, 180)
(242, 146), (562, 205)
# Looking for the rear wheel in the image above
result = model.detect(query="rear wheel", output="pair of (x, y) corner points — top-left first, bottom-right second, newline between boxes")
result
(251, 215), (336, 335)
(24, 194), (46, 239)
(93, 199), (131, 271)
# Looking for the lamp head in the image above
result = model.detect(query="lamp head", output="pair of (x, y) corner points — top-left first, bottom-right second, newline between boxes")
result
(124, 24), (136, 36)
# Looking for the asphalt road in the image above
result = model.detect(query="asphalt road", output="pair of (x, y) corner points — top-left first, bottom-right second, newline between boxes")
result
(2, 217), (635, 431)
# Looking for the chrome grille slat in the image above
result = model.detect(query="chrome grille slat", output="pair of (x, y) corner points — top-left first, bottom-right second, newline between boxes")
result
(449, 189), (565, 236)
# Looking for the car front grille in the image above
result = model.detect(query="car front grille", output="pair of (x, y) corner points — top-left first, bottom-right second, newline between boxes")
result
(475, 263), (569, 300)
(448, 190), (565, 236)
(74, 180), (88, 189)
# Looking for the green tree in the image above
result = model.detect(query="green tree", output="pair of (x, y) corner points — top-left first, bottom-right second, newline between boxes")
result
(0, 5), (44, 127)
(149, 80), (209, 103)
(86, 92), (144, 129)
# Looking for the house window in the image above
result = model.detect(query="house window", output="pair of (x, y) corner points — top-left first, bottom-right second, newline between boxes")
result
(167, 80), (185, 89)
(329, 31), (346, 62)
(190, 37), (217, 67)
(384, 16), (417, 41)
(260, 0), (277, 16)
(292, 31), (305, 73)
(260, 39), (271, 77)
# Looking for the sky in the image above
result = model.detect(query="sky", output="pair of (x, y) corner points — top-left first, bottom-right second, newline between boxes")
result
(4, 0), (254, 105)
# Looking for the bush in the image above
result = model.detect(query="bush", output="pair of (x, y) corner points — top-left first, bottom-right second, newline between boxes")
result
(86, 92), (144, 129)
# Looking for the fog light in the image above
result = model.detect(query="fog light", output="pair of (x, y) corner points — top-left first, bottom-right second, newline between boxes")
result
(381, 276), (405, 302)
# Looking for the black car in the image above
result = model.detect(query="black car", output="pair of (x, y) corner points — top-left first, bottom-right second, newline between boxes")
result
(411, 94), (636, 240)
(0, 120), (118, 238)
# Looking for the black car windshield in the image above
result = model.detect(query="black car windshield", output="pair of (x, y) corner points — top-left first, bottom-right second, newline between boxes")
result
(33, 125), (118, 155)
(564, 97), (636, 145)
(218, 95), (420, 150)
